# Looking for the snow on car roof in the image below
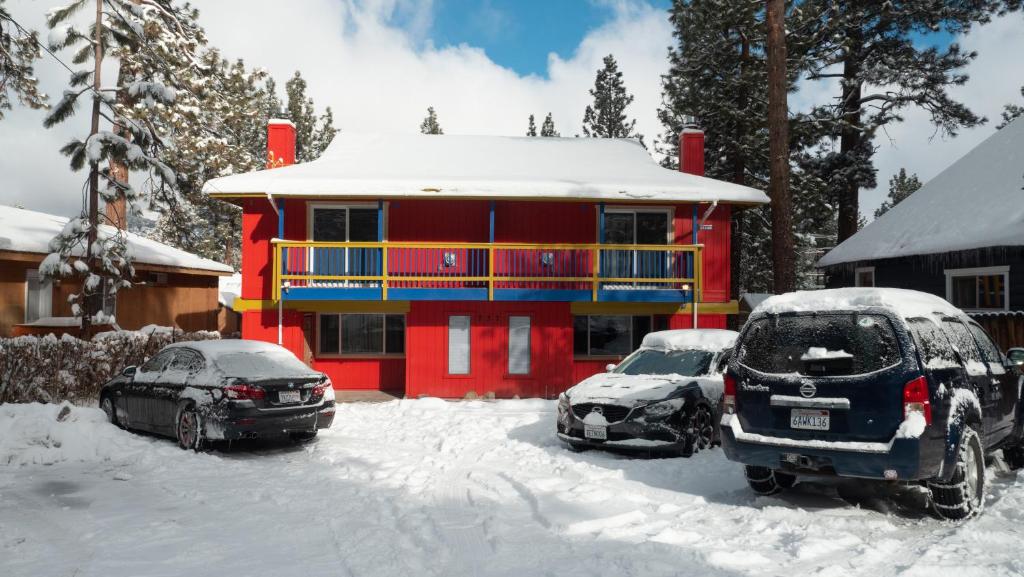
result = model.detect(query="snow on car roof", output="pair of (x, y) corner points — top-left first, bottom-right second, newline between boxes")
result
(755, 288), (964, 321)
(165, 339), (287, 355)
(0, 205), (233, 274)
(202, 132), (769, 205)
(819, 117), (1024, 266)
(640, 329), (738, 352)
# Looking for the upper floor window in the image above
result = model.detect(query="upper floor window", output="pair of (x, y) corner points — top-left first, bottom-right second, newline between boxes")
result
(603, 209), (671, 245)
(945, 266), (1009, 311)
(310, 205), (378, 242)
(855, 266), (875, 287)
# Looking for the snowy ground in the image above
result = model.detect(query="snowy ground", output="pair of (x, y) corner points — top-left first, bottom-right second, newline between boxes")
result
(2, 400), (1024, 577)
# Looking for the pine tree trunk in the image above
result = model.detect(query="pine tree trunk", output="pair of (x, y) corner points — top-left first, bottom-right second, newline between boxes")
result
(765, 0), (795, 293)
(83, 0), (103, 332)
(836, 24), (863, 243)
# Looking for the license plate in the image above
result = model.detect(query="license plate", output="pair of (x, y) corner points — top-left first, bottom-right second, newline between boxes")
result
(790, 408), (829, 431)
(279, 390), (302, 404)
(584, 424), (607, 440)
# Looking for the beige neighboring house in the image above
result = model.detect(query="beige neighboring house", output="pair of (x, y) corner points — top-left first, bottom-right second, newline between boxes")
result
(0, 205), (234, 337)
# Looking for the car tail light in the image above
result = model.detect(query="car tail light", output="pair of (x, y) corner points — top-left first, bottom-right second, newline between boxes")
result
(225, 384), (265, 401)
(723, 372), (737, 414)
(311, 384), (326, 398)
(903, 376), (931, 425)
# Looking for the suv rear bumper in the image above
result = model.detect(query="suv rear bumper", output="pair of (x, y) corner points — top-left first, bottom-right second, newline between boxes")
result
(720, 414), (938, 481)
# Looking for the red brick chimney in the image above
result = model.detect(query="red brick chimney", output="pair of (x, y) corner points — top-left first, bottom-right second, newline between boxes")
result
(679, 126), (705, 177)
(267, 119), (296, 168)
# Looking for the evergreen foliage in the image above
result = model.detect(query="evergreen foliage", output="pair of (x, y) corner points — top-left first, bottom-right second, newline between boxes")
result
(582, 54), (642, 143)
(526, 114), (536, 136)
(540, 112), (559, 137)
(874, 168), (921, 218)
(0, 0), (47, 118)
(285, 71), (338, 162)
(420, 106), (443, 134)
(997, 85), (1024, 129)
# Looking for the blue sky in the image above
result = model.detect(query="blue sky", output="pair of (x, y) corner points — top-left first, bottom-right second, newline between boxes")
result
(428, 0), (672, 76)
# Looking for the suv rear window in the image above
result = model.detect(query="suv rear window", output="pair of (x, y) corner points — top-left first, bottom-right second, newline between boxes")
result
(737, 314), (901, 376)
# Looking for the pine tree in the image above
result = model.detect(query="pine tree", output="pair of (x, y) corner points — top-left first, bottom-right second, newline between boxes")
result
(42, 0), (193, 328)
(874, 168), (921, 218)
(766, 0), (795, 293)
(540, 112), (559, 137)
(526, 114), (537, 136)
(283, 71), (336, 162)
(997, 85), (1023, 129)
(420, 106), (443, 134)
(0, 0), (47, 119)
(582, 54), (641, 143)
(803, 0), (1015, 243)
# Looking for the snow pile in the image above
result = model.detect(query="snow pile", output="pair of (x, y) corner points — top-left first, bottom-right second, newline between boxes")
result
(800, 347), (853, 361)
(2, 399), (1024, 577)
(0, 205), (232, 273)
(820, 117), (1024, 266)
(895, 411), (928, 439)
(756, 287), (963, 321)
(218, 273), (241, 308)
(203, 132), (769, 204)
(641, 329), (738, 352)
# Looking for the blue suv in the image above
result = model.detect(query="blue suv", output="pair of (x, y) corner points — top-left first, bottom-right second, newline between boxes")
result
(721, 288), (1024, 520)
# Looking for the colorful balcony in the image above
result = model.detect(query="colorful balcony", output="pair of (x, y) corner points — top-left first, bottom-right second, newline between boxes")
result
(273, 241), (702, 303)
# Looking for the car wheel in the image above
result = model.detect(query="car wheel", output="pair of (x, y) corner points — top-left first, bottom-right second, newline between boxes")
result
(290, 431), (318, 443)
(100, 396), (120, 428)
(745, 465), (797, 496)
(681, 403), (715, 457)
(175, 405), (202, 451)
(929, 426), (985, 520)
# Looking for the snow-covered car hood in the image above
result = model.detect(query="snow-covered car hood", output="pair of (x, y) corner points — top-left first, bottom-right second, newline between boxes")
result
(566, 372), (724, 407)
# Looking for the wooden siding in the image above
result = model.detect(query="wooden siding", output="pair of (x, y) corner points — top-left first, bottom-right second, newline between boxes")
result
(0, 259), (34, 336)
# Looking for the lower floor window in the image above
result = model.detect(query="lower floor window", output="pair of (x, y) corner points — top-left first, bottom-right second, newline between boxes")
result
(573, 315), (652, 357)
(448, 315), (471, 375)
(319, 313), (405, 355)
(946, 267), (1009, 311)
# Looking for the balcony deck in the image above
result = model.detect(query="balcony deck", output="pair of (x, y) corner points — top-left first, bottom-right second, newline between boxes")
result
(273, 241), (701, 303)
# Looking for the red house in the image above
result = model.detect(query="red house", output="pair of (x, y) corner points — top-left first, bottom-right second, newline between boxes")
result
(203, 121), (767, 398)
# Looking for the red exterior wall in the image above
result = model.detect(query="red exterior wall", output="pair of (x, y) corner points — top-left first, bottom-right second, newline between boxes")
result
(313, 357), (405, 391)
(241, 198), (276, 300)
(405, 301), (573, 398)
(674, 203), (731, 303)
(494, 201), (595, 243)
(389, 200), (489, 242)
(240, 309), (304, 350)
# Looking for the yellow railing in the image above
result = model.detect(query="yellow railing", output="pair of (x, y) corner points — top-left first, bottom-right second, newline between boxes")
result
(272, 240), (702, 302)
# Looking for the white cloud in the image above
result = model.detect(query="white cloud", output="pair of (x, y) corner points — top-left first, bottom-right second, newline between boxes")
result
(0, 0), (1020, 227)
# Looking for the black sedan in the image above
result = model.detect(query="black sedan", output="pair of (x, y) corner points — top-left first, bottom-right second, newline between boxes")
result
(99, 340), (334, 449)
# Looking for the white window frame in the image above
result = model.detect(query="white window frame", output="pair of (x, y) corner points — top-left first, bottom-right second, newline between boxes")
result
(447, 315), (471, 376)
(306, 202), (383, 242)
(944, 265), (1010, 312)
(24, 268), (52, 323)
(854, 266), (875, 287)
(507, 315), (531, 376)
(600, 206), (674, 245)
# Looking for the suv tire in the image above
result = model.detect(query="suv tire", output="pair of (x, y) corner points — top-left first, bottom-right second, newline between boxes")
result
(744, 465), (796, 496)
(929, 426), (984, 520)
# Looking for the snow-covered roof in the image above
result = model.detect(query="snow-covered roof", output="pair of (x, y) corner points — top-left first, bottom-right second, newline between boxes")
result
(640, 329), (738, 352)
(819, 118), (1024, 267)
(202, 132), (769, 205)
(0, 205), (233, 274)
(754, 288), (964, 321)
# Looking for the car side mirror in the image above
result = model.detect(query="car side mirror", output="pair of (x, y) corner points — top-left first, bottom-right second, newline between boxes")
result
(122, 366), (137, 378)
(605, 363), (617, 372)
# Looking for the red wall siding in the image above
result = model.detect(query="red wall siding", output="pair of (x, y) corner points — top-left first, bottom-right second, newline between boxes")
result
(283, 199), (307, 240)
(312, 358), (405, 391)
(241, 199), (277, 300)
(240, 309), (304, 350)
(388, 200), (489, 242)
(675, 203), (731, 302)
(494, 201), (595, 243)
(405, 301), (573, 399)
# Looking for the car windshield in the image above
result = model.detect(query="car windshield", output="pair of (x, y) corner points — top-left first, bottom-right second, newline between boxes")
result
(736, 313), (901, 376)
(212, 350), (316, 379)
(613, 349), (714, 377)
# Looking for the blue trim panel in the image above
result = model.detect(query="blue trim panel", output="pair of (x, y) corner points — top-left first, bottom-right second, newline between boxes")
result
(597, 289), (693, 303)
(489, 200), (495, 243)
(284, 287), (382, 301)
(388, 288), (490, 301)
(278, 199), (285, 239)
(598, 202), (605, 244)
(492, 289), (592, 302)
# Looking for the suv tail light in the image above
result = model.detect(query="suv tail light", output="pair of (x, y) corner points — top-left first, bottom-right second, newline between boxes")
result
(903, 376), (931, 425)
(225, 384), (265, 401)
(723, 372), (737, 414)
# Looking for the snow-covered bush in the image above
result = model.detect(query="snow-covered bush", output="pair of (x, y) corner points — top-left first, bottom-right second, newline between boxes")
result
(0, 326), (219, 404)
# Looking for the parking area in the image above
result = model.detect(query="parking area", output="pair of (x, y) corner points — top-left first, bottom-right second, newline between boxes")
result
(2, 399), (1023, 577)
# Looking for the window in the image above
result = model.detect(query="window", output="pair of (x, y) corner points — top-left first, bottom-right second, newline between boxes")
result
(945, 266), (1009, 311)
(24, 269), (52, 322)
(573, 315), (652, 357)
(908, 318), (958, 369)
(448, 315), (471, 375)
(603, 209), (671, 245)
(941, 320), (984, 367)
(140, 350), (174, 374)
(967, 323), (1003, 365)
(508, 316), (531, 375)
(318, 314), (404, 356)
(855, 267), (875, 287)
(310, 205), (378, 242)
(614, 349), (713, 377)
(168, 350), (203, 374)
